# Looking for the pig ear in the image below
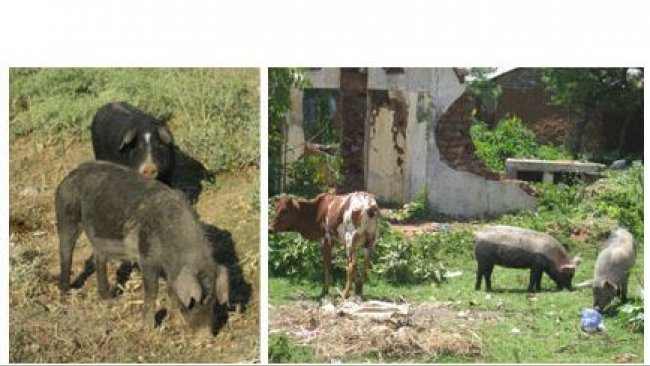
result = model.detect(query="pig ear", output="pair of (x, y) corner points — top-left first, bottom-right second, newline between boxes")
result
(158, 126), (174, 145)
(560, 264), (576, 274)
(215, 265), (230, 306)
(119, 128), (137, 151)
(175, 266), (203, 310)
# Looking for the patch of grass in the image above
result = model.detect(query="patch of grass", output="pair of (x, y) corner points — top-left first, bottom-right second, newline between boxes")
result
(10, 68), (259, 173)
(269, 332), (318, 363)
(269, 165), (644, 363)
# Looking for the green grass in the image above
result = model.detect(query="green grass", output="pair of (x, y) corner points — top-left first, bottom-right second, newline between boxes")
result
(269, 238), (643, 363)
(9, 68), (259, 173)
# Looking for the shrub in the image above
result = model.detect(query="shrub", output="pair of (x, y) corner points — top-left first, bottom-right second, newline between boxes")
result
(285, 153), (342, 198)
(497, 163), (643, 251)
(372, 226), (474, 284)
(470, 115), (572, 172)
(269, 333), (317, 363)
(268, 232), (322, 281)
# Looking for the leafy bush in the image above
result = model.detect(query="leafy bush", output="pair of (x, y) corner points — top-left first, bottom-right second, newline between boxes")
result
(470, 115), (572, 172)
(269, 232), (322, 281)
(581, 163), (644, 240)
(497, 163), (644, 251)
(285, 153), (342, 197)
(9, 68), (259, 173)
(374, 229), (474, 284)
(381, 187), (430, 223)
(618, 301), (644, 333)
(269, 333), (317, 363)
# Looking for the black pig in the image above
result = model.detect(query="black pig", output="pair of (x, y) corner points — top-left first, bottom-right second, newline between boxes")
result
(55, 161), (228, 332)
(474, 226), (581, 292)
(91, 102), (175, 184)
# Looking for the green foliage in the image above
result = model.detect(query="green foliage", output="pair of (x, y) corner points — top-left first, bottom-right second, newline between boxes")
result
(541, 68), (644, 112)
(374, 229), (474, 284)
(618, 301), (644, 333)
(269, 215), (475, 285)
(497, 164), (644, 252)
(285, 153), (342, 197)
(465, 68), (502, 113)
(269, 333), (317, 363)
(268, 68), (309, 195)
(381, 187), (430, 222)
(470, 115), (572, 172)
(581, 163), (644, 240)
(269, 232), (322, 281)
(9, 68), (259, 173)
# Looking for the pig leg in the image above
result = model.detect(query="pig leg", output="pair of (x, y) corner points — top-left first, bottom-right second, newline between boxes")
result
(528, 267), (543, 292)
(320, 239), (332, 297)
(621, 279), (629, 303)
(94, 254), (112, 299)
(484, 265), (494, 291)
(140, 263), (159, 329)
(57, 223), (81, 293)
(476, 261), (494, 291)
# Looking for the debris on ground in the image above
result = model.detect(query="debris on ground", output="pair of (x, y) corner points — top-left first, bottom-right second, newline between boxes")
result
(271, 299), (494, 360)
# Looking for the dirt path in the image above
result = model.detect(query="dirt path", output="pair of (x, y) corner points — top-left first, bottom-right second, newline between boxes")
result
(9, 136), (259, 363)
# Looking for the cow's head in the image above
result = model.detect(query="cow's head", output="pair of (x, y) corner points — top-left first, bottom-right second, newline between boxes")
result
(270, 195), (301, 233)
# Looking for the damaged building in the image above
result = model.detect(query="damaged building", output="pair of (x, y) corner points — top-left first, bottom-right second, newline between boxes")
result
(281, 67), (536, 218)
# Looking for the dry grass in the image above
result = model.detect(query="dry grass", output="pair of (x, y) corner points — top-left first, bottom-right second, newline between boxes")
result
(270, 299), (493, 361)
(9, 136), (259, 363)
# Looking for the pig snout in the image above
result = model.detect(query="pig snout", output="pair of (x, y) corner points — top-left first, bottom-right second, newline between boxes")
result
(139, 163), (159, 179)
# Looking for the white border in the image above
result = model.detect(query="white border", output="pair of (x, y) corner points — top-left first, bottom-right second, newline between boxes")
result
(2, 0), (650, 364)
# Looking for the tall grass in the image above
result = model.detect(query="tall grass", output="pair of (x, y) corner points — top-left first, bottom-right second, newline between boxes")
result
(10, 68), (259, 173)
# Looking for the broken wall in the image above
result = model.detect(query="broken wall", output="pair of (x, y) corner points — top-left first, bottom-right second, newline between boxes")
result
(284, 67), (537, 217)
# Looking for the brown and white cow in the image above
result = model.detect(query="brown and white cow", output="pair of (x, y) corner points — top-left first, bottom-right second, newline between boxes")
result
(270, 191), (380, 298)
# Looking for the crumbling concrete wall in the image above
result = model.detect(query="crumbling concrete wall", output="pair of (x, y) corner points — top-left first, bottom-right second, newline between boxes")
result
(283, 67), (537, 218)
(367, 90), (415, 202)
(427, 85), (537, 218)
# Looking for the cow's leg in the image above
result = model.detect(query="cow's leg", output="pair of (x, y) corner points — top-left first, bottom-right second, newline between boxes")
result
(343, 232), (357, 299)
(355, 236), (375, 296)
(621, 278), (629, 303)
(320, 239), (332, 297)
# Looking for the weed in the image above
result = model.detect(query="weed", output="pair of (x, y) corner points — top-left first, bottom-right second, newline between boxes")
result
(269, 333), (317, 363)
(470, 115), (572, 172)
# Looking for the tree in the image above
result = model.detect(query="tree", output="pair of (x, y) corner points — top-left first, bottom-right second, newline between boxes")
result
(541, 68), (643, 155)
(268, 68), (307, 195)
(466, 67), (502, 117)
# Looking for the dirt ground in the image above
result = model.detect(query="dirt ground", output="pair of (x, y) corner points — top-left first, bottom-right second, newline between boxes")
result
(270, 299), (495, 361)
(9, 135), (260, 363)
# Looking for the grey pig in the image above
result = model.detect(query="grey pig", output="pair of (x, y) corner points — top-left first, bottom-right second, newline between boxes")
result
(593, 227), (636, 312)
(474, 225), (581, 292)
(55, 161), (228, 332)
